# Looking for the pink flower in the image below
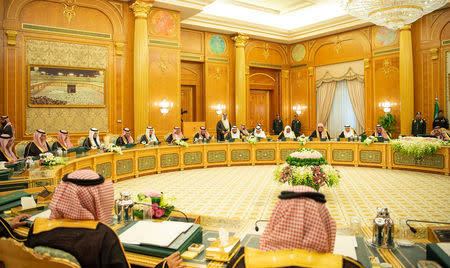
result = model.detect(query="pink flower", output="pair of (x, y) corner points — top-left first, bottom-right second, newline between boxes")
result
(143, 190), (161, 198)
(152, 203), (165, 218)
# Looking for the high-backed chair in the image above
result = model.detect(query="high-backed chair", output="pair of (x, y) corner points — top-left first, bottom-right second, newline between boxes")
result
(77, 137), (85, 147)
(46, 137), (57, 150)
(0, 238), (80, 268)
(14, 141), (29, 159)
(105, 134), (120, 145)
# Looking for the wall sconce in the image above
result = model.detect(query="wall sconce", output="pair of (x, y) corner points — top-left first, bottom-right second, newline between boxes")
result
(212, 104), (226, 115)
(379, 101), (395, 113)
(293, 105), (307, 115)
(159, 99), (173, 114)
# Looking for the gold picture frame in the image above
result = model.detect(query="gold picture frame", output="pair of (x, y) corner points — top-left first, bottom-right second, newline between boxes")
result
(28, 64), (106, 107)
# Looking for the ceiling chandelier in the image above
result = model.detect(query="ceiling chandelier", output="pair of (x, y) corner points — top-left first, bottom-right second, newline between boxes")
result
(341, 0), (447, 29)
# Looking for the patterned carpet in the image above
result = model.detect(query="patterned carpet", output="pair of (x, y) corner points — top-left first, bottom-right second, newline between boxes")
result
(114, 166), (450, 231)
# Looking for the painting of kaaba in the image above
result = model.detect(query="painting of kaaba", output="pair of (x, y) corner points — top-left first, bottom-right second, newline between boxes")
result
(28, 65), (105, 107)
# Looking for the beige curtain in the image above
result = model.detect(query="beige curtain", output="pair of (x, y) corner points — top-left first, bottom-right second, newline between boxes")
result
(346, 79), (365, 134)
(316, 81), (337, 126)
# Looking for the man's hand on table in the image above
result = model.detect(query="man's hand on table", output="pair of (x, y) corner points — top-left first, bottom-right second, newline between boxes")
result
(164, 252), (186, 268)
(9, 214), (31, 229)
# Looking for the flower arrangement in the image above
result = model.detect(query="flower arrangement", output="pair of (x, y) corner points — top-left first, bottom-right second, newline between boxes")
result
(247, 136), (258, 145)
(134, 190), (174, 219)
(363, 136), (377, 146)
(105, 143), (123, 155)
(296, 135), (308, 146)
(273, 148), (340, 191)
(39, 152), (66, 166)
(390, 137), (443, 159)
(174, 139), (189, 148)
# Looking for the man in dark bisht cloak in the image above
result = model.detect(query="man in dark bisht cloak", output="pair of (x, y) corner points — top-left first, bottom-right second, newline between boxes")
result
(0, 115), (14, 139)
(216, 113), (231, 141)
(24, 129), (50, 157)
(25, 169), (185, 268)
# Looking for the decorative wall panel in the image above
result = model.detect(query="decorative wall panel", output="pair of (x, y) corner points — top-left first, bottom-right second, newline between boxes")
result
(231, 149), (250, 162)
(138, 156), (156, 171)
(393, 152), (444, 169)
(207, 150), (226, 163)
(332, 149), (354, 162)
(25, 40), (108, 134)
(116, 159), (133, 175)
(184, 152), (202, 165)
(360, 150), (382, 163)
(96, 162), (112, 178)
(256, 149), (275, 161)
(281, 149), (297, 160)
(161, 153), (179, 168)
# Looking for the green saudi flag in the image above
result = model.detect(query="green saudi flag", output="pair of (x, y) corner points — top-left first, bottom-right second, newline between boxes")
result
(434, 99), (439, 119)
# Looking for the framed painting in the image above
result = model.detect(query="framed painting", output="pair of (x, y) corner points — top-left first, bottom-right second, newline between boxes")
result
(28, 65), (106, 107)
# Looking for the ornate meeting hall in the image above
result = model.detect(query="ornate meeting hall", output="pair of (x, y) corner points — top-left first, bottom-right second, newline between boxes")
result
(0, 0), (450, 267)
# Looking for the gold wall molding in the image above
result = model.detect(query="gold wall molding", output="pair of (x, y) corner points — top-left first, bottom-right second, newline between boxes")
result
(5, 30), (18, 46)
(334, 36), (342, 54)
(382, 59), (392, 78)
(212, 66), (222, 81)
(364, 58), (370, 69)
(115, 42), (125, 56)
(262, 43), (270, 60)
(308, 66), (314, 76)
(63, 0), (77, 24)
(429, 48), (438, 60)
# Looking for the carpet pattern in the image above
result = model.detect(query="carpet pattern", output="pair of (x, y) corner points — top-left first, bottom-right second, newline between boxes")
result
(114, 166), (450, 231)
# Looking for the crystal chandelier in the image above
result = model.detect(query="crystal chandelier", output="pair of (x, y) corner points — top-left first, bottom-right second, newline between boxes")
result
(341, 0), (447, 29)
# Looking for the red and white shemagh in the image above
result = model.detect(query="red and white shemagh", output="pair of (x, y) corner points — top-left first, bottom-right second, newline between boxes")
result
(259, 185), (336, 253)
(49, 169), (114, 225)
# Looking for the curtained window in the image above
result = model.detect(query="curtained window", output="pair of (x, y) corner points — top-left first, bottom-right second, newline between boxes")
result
(315, 60), (365, 137)
(326, 81), (358, 138)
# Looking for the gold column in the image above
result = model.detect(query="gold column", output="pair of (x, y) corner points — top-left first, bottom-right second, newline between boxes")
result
(399, 25), (414, 136)
(232, 33), (249, 126)
(130, 1), (151, 133)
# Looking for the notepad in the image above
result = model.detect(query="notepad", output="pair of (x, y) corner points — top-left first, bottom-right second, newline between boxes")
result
(119, 221), (193, 247)
(29, 209), (51, 221)
(333, 235), (357, 260)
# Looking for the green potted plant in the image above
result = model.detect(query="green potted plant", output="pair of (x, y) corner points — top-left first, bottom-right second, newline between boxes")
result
(378, 113), (397, 137)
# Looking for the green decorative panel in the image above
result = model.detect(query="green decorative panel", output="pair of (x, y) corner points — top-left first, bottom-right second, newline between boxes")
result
(231, 150), (250, 162)
(281, 149), (297, 161)
(208, 151), (226, 163)
(317, 149), (327, 159)
(138, 156), (156, 171)
(256, 149), (275, 161)
(393, 152), (444, 169)
(33, 179), (51, 188)
(360, 150), (382, 164)
(116, 159), (133, 175)
(161, 154), (179, 168)
(184, 152), (202, 165)
(332, 149), (354, 162)
(96, 162), (112, 178)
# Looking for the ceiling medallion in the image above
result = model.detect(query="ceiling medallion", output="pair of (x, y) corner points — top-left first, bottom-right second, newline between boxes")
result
(340, 0), (446, 29)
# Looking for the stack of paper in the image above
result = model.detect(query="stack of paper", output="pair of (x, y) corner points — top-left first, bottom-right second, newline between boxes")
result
(28, 209), (51, 221)
(119, 221), (193, 247)
(333, 235), (358, 260)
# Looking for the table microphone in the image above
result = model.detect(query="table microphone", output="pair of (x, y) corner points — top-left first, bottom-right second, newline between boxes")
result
(405, 219), (450, 233)
(255, 220), (269, 232)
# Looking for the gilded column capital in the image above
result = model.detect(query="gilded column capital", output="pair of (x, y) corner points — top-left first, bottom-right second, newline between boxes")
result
(364, 58), (370, 69)
(399, 24), (411, 31)
(232, 33), (249, 47)
(282, 69), (289, 79)
(130, 1), (152, 18)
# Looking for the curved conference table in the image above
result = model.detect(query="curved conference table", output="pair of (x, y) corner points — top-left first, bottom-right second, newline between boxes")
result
(2, 141), (449, 190)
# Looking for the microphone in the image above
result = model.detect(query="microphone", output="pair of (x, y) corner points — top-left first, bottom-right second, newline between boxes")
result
(255, 220), (269, 232)
(135, 203), (189, 222)
(405, 219), (450, 233)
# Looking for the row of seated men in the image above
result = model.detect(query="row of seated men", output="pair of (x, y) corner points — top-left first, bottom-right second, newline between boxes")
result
(1, 117), (449, 163)
(0, 168), (363, 268)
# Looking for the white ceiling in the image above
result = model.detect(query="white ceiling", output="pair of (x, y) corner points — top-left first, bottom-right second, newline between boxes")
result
(152, 0), (450, 43)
